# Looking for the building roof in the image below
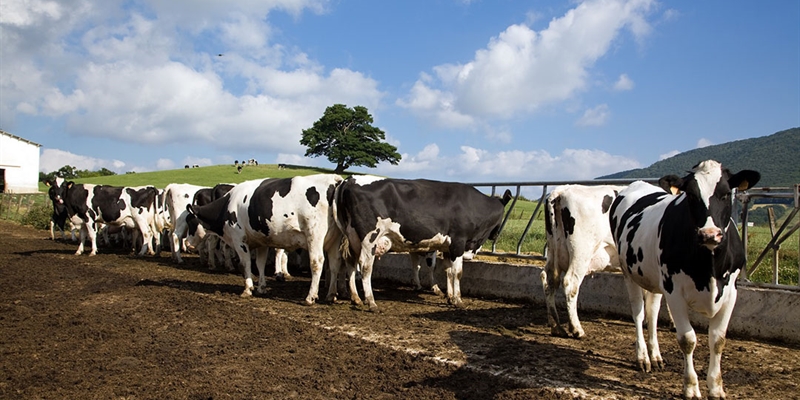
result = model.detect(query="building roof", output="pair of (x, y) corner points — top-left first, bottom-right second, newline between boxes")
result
(0, 130), (42, 147)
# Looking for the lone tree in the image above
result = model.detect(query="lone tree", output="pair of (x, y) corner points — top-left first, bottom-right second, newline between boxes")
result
(300, 104), (401, 174)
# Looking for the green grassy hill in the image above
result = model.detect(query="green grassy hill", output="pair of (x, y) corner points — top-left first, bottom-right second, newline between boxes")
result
(39, 164), (339, 191)
(598, 127), (800, 187)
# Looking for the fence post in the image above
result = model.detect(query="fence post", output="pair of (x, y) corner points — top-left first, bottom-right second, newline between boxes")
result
(767, 207), (779, 285)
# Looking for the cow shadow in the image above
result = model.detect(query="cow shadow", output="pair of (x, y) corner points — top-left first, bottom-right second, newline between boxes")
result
(415, 329), (666, 399)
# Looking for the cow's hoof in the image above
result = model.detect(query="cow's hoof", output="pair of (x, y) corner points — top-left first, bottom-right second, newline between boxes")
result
(302, 298), (316, 306)
(240, 291), (253, 298)
(274, 274), (286, 282)
(550, 326), (570, 338)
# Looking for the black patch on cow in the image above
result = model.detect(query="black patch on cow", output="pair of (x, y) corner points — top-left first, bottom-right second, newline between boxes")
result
(544, 199), (553, 236)
(637, 247), (644, 262)
(336, 177), (506, 261)
(240, 244), (248, 254)
(188, 195), (231, 236)
(212, 184), (234, 201)
(227, 211), (238, 226)
(243, 195), (248, 204)
(369, 229), (380, 243)
(127, 187), (156, 209)
(601, 195), (614, 214)
(248, 178), (290, 238)
(183, 193), (189, 199)
(90, 186), (126, 222)
(193, 188), (213, 206)
(560, 206), (575, 236)
(306, 186), (320, 207)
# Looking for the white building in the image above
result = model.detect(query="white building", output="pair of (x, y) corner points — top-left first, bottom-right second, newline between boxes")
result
(0, 130), (42, 193)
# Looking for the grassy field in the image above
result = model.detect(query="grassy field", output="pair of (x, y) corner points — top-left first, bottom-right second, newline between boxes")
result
(8, 164), (798, 286)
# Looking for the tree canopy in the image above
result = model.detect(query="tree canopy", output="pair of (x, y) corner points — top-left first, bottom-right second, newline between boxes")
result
(300, 104), (401, 174)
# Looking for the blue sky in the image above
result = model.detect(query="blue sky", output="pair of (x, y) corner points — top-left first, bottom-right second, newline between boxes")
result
(1, 0), (798, 182)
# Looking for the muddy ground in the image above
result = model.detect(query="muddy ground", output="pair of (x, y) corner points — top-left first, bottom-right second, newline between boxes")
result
(1, 219), (798, 399)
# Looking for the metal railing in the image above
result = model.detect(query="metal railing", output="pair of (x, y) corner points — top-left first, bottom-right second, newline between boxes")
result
(470, 178), (657, 261)
(738, 184), (800, 285)
(467, 179), (799, 288)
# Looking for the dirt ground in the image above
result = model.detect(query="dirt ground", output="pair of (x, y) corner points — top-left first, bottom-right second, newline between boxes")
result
(1, 220), (798, 400)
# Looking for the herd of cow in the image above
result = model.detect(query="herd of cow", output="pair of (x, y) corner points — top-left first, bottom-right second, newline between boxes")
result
(43, 159), (759, 399)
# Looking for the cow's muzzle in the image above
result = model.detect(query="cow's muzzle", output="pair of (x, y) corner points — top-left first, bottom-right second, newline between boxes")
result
(698, 227), (723, 250)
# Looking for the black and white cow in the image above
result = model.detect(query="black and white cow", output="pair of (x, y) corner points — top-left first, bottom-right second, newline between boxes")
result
(185, 174), (343, 305)
(609, 160), (759, 399)
(54, 182), (159, 256)
(331, 175), (512, 311)
(541, 184), (625, 338)
(162, 183), (208, 263)
(190, 184), (236, 270)
(45, 177), (77, 241)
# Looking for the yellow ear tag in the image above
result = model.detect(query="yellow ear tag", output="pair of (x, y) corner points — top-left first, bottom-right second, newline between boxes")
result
(738, 181), (749, 191)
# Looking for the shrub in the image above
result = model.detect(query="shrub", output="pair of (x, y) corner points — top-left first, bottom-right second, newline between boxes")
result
(20, 203), (53, 230)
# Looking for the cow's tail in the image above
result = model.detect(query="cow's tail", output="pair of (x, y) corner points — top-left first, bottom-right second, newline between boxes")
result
(331, 178), (355, 265)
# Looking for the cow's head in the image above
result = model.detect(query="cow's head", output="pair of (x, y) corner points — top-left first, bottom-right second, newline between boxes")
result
(659, 160), (760, 250)
(45, 178), (66, 206)
(184, 204), (207, 248)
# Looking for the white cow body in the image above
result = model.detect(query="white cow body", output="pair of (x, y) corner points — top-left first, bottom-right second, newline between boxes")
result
(541, 185), (624, 338)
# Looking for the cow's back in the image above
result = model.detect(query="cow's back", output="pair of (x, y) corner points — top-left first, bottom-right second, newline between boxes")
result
(336, 178), (505, 258)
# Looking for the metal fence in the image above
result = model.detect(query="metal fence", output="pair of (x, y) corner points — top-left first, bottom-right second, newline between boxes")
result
(0, 192), (48, 221)
(469, 179), (800, 289)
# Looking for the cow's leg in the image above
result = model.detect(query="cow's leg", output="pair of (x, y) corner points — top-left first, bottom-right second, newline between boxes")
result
(706, 287), (737, 400)
(223, 244), (236, 271)
(75, 223), (87, 255)
(666, 298), (701, 399)
(170, 228), (183, 263)
(274, 248), (289, 281)
(409, 253), (424, 291)
(357, 249), (379, 311)
(443, 256), (465, 308)
(134, 216), (154, 256)
(623, 277), (651, 372)
(644, 290), (664, 369)
(238, 244), (255, 297)
(255, 247), (269, 294)
(541, 262), (568, 337)
(206, 235), (219, 270)
(425, 252), (443, 296)
(563, 271), (587, 339)
(49, 219), (56, 240)
(303, 244), (326, 306)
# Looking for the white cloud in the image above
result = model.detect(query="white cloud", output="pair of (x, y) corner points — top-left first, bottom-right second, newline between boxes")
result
(398, 0), (655, 132)
(1, 0), (381, 155)
(613, 73), (634, 91)
(181, 156), (213, 167)
(576, 104), (610, 127)
(697, 138), (713, 148)
(372, 144), (640, 182)
(156, 158), (175, 170)
(40, 148), (126, 173)
(659, 150), (680, 160)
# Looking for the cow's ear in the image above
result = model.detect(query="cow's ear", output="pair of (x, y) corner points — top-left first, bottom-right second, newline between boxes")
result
(186, 204), (195, 215)
(66, 181), (74, 189)
(45, 180), (51, 187)
(500, 189), (513, 206)
(729, 170), (760, 191)
(658, 175), (683, 195)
